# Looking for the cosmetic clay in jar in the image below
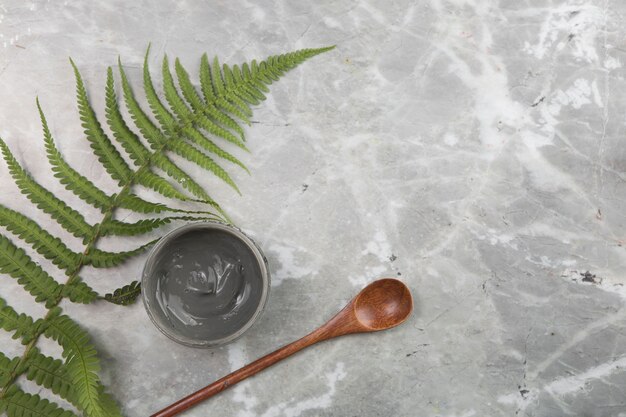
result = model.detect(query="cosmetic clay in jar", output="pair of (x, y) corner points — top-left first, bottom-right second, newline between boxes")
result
(142, 222), (270, 347)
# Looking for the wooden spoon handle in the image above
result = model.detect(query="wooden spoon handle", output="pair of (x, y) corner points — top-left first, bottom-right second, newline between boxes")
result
(150, 331), (322, 417)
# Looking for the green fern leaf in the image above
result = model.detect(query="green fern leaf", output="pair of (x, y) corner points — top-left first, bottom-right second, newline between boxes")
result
(85, 240), (156, 268)
(105, 68), (194, 202)
(38, 100), (113, 212)
(45, 314), (121, 417)
(181, 125), (249, 172)
(1, 385), (77, 417)
(175, 58), (247, 142)
(222, 63), (235, 89)
(151, 153), (218, 204)
(99, 216), (210, 237)
(167, 140), (240, 193)
(229, 47), (335, 109)
(0, 353), (21, 387)
(230, 64), (266, 103)
(210, 56), (225, 96)
(117, 192), (169, 214)
(104, 281), (141, 306)
(118, 61), (220, 205)
(105, 68), (151, 166)
(227, 66), (261, 105)
(135, 170), (191, 202)
(200, 55), (250, 123)
(147, 53), (245, 188)
(0, 234), (62, 307)
(0, 298), (39, 344)
(0, 139), (93, 240)
(143, 48), (177, 133)
(24, 348), (74, 401)
(99, 217), (173, 237)
(220, 63), (253, 118)
(117, 192), (213, 215)
(241, 61), (270, 93)
(61, 279), (98, 304)
(118, 59), (166, 150)
(0, 205), (80, 272)
(70, 59), (132, 186)
(162, 57), (249, 171)
(164, 56), (247, 151)
(199, 53), (217, 103)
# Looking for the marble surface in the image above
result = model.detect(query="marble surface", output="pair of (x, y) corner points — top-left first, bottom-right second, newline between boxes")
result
(0, 0), (625, 416)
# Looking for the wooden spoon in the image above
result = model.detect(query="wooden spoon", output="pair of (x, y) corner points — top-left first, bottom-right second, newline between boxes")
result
(151, 278), (413, 417)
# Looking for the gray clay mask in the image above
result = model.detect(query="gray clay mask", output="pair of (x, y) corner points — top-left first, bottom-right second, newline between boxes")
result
(143, 225), (268, 346)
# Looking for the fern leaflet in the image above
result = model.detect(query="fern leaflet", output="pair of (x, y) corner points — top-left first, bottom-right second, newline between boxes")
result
(45, 313), (121, 417)
(39, 100), (113, 212)
(0, 205), (80, 272)
(0, 234), (62, 307)
(104, 281), (141, 306)
(0, 298), (39, 344)
(0, 385), (77, 417)
(70, 59), (133, 186)
(24, 348), (74, 401)
(85, 240), (156, 268)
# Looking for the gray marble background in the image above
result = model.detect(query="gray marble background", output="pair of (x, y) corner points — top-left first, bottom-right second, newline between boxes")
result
(0, 0), (625, 416)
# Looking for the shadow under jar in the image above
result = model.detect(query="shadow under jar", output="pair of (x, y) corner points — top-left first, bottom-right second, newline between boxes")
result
(142, 222), (270, 347)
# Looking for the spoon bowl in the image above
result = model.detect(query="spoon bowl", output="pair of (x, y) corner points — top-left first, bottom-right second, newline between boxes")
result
(354, 279), (413, 331)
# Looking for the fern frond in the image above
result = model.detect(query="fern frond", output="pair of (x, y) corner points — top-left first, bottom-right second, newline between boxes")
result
(0, 234), (62, 307)
(167, 140), (240, 193)
(38, 100), (112, 212)
(0, 385), (77, 417)
(174, 58), (247, 142)
(61, 279), (98, 304)
(0, 298), (39, 344)
(45, 314), (121, 417)
(0, 205), (80, 272)
(24, 348), (74, 401)
(70, 59), (132, 186)
(104, 281), (141, 306)
(0, 139), (93, 240)
(85, 240), (156, 268)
